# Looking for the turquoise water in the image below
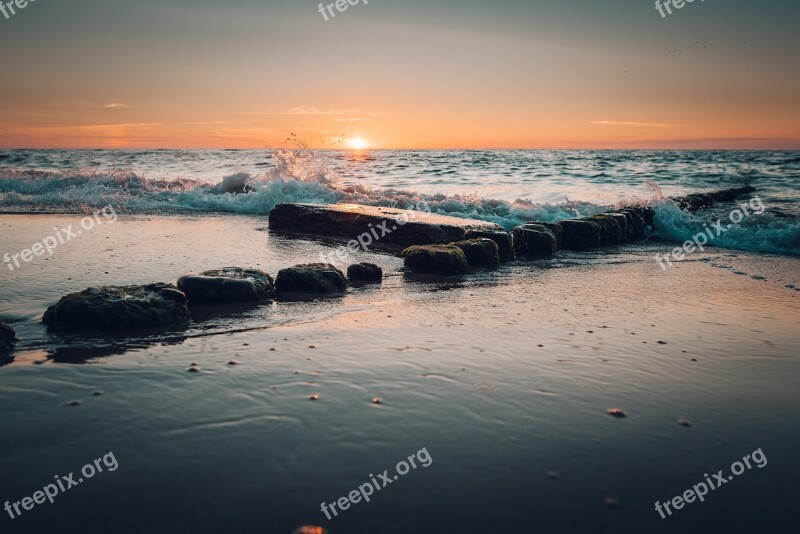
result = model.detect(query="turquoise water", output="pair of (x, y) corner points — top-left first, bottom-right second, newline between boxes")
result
(1, 149), (799, 256)
(1, 150), (800, 533)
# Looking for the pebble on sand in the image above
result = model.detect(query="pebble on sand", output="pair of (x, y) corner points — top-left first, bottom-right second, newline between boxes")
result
(607, 408), (627, 418)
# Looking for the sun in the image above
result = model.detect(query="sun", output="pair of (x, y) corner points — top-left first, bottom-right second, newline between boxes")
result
(347, 137), (367, 150)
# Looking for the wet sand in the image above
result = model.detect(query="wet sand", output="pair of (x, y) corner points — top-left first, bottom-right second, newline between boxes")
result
(1, 214), (799, 533)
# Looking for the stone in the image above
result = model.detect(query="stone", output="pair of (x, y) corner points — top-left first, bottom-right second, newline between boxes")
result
(530, 222), (563, 249)
(513, 225), (558, 259)
(640, 206), (655, 228)
(269, 203), (502, 250)
(587, 214), (623, 246)
(177, 267), (274, 304)
(604, 213), (629, 243)
(0, 321), (16, 356)
(671, 186), (755, 211)
(401, 245), (470, 275)
(464, 229), (514, 261)
(608, 211), (636, 241)
(559, 219), (602, 250)
(42, 283), (191, 331)
(621, 206), (655, 229)
(347, 263), (383, 283)
(451, 238), (501, 269)
(618, 209), (646, 239)
(275, 263), (348, 296)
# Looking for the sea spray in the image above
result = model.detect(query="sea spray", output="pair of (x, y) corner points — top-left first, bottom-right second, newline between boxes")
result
(2, 148), (798, 256)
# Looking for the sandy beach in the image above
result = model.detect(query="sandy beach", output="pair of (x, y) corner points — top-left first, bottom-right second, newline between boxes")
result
(1, 212), (799, 533)
(2, 0), (800, 531)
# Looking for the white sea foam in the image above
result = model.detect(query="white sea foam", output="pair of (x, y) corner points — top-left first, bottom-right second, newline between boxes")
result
(1, 148), (798, 255)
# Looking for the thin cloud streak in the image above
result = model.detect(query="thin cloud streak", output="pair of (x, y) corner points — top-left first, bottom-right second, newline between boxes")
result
(238, 107), (366, 116)
(590, 120), (681, 128)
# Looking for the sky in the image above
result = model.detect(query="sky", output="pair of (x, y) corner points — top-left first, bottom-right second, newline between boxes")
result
(0, 0), (798, 149)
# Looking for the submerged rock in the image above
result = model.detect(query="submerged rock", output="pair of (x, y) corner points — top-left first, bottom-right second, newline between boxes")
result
(401, 245), (470, 275)
(618, 208), (647, 239)
(560, 219), (602, 250)
(622, 206), (654, 230)
(513, 225), (558, 259)
(275, 263), (348, 296)
(1, 321), (16, 356)
(177, 267), (275, 304)
(607, 211), (635, 241)
(672, 186), (755, 211)
(347, 262), (383, 283)
(587, 214), (623, 246)
(529, 222), (563, 249)
(464, 229), (515, 261)
(269, 203), (502, 249)
(604, 213), (629, 243)
(42, 283), (191, 331)
(451, 238), (501, 269)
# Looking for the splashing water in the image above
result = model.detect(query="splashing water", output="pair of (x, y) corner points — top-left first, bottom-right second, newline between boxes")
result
(1, 148), (798, 255)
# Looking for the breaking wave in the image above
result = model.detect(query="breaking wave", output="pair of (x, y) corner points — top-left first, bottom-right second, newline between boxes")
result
(1, 148), (798, 256)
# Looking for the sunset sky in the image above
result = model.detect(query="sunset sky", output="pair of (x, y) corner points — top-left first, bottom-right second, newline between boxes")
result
(1, 0), (798, 149)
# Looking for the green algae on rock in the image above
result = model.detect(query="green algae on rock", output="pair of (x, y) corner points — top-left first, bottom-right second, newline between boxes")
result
(42, 283), (191, 331)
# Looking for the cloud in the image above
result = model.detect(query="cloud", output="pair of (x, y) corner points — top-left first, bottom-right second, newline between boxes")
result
(590, 120), (679, 128)
(104, 103), (129, 109)
(27, 123), (162, 131)
(238, 106), (380, 117)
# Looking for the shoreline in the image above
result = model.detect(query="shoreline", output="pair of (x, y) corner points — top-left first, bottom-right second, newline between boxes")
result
(0, 216), (797, 532)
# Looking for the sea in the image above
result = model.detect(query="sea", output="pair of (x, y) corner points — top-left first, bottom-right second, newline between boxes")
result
(1, 149), (799, 534)
(1, 149), (799, 255)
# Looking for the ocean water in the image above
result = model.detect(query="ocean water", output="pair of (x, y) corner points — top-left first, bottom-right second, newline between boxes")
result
(1, 149), (799, 256)
(1, 150), (800, 534)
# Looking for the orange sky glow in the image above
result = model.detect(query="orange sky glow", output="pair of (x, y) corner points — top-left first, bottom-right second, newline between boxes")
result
(1, 1), (798, 150)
